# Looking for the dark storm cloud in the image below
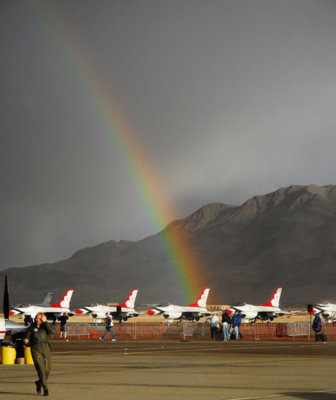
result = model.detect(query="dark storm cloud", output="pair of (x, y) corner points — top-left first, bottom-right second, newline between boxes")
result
(1, 0), (336, 268)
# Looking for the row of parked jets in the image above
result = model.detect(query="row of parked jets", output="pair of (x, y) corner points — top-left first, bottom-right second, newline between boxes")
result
(1, 277), (336, 341)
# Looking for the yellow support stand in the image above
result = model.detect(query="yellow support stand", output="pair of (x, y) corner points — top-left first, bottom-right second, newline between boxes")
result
(1, 344), (16, 364)
(24, 346), (34, 364)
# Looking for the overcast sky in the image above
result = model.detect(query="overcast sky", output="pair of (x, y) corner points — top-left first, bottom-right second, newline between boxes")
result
(1, 0), (336, 270)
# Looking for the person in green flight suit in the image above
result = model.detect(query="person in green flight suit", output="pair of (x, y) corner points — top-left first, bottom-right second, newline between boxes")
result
(24, 312), (55, 396)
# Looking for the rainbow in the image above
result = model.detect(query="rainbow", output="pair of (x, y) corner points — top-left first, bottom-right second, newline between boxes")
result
(28, 2), (206, 302)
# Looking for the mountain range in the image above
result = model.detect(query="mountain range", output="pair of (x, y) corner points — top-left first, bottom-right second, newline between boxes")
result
(2, 184), (336, 308)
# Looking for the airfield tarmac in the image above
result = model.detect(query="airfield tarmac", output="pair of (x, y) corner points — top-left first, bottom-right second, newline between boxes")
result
(1, 339), (336, 400)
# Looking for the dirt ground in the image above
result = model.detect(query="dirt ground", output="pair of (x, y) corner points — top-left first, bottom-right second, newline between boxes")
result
(1, 339), (336, 400)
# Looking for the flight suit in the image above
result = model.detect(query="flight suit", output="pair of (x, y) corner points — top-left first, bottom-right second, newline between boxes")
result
(25, 321), (55, 391)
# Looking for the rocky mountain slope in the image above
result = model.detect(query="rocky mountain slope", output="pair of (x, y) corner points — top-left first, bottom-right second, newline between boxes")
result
(2, 185), (336, 307)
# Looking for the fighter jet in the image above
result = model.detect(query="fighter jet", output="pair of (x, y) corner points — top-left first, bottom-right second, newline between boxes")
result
(228, 287), (291, 322)
(308, 302), (336, 322)
(9, 289), (74, 321)
(75, 289), (139, 323)
(146, 288), (211, 322)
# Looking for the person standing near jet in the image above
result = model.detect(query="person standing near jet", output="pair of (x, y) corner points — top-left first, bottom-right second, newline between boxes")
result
(221, 309), (231, 341)
(24, 312), (55, 396)
(58, 312), (69, 341)
(312, 313), (323, 341)
(210, 314), (219, 339)
(99, 312), (116, 341)
(24, 314), (33, 326)
(230, 311), (242, 340)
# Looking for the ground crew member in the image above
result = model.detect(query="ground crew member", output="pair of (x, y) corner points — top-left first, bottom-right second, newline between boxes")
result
(58, 312), (69, 341)
(24, 312), (55, 396)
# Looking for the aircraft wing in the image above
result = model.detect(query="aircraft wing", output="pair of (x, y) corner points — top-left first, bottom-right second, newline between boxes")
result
(9, 308), (24, 316)
(45, 312), (63, 321)
(148, 307), (165, 315)
(277, 310), (293, 315)
(181, 310), (211, 321)
(74, 306), (95, 315)
(4, 320), (26, 335)
(256, 309), (292, 321)
(111, 309), (140, 322)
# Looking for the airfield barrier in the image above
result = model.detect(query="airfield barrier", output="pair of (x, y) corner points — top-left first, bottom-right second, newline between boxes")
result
(51, 323), (91, 339)
(50, 322), (336, 341)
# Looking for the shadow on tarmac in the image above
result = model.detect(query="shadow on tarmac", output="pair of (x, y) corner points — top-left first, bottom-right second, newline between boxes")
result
(0, 392), (31, 397)
(283, 392), (336, 399)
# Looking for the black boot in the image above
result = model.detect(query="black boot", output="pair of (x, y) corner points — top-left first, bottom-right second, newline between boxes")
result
(43, 389), (49, 396)
(35, 381), (42, 395)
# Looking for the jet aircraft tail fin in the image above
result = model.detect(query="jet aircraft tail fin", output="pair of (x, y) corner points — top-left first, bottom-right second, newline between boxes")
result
(188, 288), (210, 308)
(42, 292), (54, 305)
(118, 289), (138, 309)
(51, 289), (74, 308)
(262, 287), (282, 307)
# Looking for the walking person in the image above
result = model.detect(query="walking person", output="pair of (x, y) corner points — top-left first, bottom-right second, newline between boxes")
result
(24, 312), (55, 396)
(99, 312), (116, 341)
(58, 312), (69, 341)
(222, 309), (231, 341)
(230, 310), (242, 340)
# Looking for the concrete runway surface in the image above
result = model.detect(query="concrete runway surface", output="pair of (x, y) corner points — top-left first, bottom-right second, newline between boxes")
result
(1, 340), (336, 400)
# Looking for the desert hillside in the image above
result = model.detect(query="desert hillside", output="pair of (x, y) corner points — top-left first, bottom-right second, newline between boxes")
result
(2, 185), (336, 308)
